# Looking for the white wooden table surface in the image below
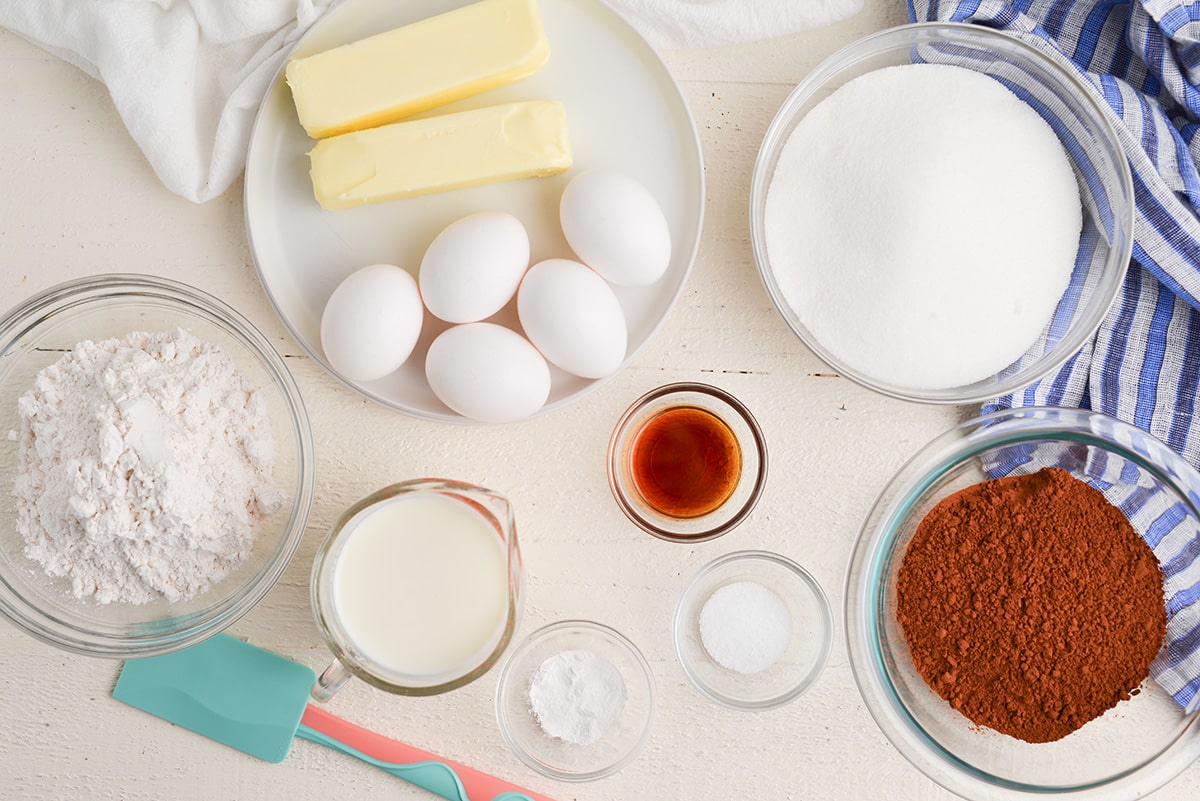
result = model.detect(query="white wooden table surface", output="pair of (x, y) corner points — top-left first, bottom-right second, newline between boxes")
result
(2, 2), (1198, 799)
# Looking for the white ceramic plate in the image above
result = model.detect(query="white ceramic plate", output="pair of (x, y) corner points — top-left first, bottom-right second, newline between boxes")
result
(244, 0), (704, 423)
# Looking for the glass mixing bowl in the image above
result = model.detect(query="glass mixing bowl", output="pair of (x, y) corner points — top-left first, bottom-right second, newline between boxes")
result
(846, 407), (1200, 799)
(0, 274), (315, 657)
(750, 23), (1134, 404)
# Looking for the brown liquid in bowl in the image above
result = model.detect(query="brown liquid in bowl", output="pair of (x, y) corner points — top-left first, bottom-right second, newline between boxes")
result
(630, 406), (741, 519)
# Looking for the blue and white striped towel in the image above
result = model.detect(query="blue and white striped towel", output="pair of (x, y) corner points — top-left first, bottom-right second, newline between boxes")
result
(910, 0), (1200, 712)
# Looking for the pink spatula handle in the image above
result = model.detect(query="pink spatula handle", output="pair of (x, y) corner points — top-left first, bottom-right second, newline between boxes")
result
(299, 704), (556, 801)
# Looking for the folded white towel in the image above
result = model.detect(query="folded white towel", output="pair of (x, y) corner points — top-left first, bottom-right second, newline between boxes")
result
(621, 0), (863, 49)
(0, 0), (861, 203)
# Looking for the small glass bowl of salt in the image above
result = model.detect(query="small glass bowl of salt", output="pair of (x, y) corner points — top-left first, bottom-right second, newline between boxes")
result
(494, 619), (655, 782)
(674, 550), (833, 711)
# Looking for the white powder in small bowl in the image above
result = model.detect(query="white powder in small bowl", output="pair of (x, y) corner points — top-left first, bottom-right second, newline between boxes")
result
(764, 63), (1082, 390)
(700, 580), (792, 674)
(527, 649), (627, 746)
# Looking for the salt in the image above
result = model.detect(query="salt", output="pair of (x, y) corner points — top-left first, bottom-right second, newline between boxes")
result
(764, 63), (1082, 390)
(700, 581), (791, 674)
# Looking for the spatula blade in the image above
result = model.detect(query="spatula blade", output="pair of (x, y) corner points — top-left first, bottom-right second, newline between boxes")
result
(113, 633), (316, 763)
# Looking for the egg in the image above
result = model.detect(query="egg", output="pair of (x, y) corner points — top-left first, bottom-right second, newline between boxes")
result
(320, 264), (423, 382)
(425, 322), (551, 423)
(517, 259), (628, 379)
(559, 169), (672, 286)
(419, 211), (531, 323)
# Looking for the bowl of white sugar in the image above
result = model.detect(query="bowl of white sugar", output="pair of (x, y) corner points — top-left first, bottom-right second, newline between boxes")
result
(0, 274), (315, 657)
(750, 23), (1134, 403)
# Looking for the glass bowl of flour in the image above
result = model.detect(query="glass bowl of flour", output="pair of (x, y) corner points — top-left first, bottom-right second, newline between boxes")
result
(0, 274), (314, 657)
(750, 23), (1134, 404)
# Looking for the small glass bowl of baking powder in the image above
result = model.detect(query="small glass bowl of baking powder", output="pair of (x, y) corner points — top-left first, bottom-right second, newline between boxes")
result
(0, 274), (314, 657)
(674, 550), (833, 711)
(494, 619), (655, 781)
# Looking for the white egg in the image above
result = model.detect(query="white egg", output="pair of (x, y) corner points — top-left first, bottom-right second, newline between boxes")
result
(517, 259), (628, 379)
(559, 169), (672, 286)
(419, 211), (531, 323)
(320, 264), (423, 382)
(425, 322), (551, 423)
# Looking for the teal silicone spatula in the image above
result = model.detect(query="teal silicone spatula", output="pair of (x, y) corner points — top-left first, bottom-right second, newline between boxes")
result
(112, 634), (552, 801)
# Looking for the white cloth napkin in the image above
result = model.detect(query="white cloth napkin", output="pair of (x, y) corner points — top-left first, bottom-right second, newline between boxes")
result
(620, 0), (863, 48)
(0, 0), (862, 203)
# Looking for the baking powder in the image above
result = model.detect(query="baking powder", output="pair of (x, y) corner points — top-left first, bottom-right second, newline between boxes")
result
(14, 328), (283, 605)
(527, 649), (627, 746)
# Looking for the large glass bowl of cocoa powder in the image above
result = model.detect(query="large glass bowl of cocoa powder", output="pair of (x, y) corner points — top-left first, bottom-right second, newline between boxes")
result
(0, 274), (315, 657)
(846, 407), (1200, 800)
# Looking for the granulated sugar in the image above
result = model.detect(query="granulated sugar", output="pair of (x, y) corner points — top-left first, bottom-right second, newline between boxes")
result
(13, 329), (283, 605)
(764, 63), (1082, 390)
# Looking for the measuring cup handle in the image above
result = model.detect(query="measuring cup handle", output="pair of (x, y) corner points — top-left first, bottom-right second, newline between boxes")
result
(310, 658), (353, 702)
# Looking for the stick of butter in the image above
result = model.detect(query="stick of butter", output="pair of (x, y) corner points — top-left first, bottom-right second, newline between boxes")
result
(286, 0), (550, 139)
(308, 100), (572, 210)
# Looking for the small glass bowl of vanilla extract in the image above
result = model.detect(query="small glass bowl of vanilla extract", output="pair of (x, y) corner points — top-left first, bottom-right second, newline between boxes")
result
(607, 383), (768, 542)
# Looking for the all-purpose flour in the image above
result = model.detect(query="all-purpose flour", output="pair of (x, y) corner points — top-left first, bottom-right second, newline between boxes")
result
(13, 329), (283, 605)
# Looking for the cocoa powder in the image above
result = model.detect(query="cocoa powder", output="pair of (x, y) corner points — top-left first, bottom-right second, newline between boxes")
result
(896, 467), (1166, 743)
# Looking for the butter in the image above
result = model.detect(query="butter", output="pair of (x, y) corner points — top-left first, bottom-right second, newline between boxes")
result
(308, 100), (572, 210)
(287, 0), (550, 138)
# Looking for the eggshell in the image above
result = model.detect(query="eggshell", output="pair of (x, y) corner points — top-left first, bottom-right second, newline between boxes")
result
(518, 259), (628, 379)
(425, 322), (551, 423)
(320, 264), (423, 382)
(419, 211), (531, 323)
(559, 170), (672, 286)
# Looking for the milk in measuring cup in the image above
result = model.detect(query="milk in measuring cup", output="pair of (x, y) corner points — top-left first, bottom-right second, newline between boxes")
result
(331, 492), (510, 676)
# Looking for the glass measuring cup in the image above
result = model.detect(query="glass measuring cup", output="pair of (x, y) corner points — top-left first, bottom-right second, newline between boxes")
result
(310, 478), (523, 699)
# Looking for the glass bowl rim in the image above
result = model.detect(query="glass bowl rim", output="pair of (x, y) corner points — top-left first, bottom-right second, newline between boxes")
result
(844, 406), (1200, 799)
(749, 21), (1136, 405)
(0, 272), (316, 657)
(673, 549), (834, 711)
